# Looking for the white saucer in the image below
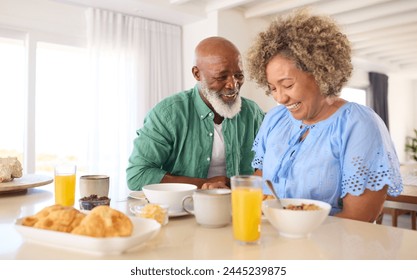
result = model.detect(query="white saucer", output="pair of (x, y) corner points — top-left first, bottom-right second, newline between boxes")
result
(128, 193), (189, 218)
(169, 210), (189, 217)
(129, 191), (147, 200)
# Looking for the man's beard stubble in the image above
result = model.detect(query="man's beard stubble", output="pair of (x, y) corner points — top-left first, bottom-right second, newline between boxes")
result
(200, 81), (242, 119)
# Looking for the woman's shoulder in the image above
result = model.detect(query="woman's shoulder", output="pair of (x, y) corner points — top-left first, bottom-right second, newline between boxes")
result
(338, 102), (384, 126)
(341, 102), (374, 115)
(338, 101), (384, 118)
(333, 102), (390, 139)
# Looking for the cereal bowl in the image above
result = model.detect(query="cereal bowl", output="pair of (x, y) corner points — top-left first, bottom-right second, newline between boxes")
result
(262, 198), (331, 238)
(142, 183), (197, 214)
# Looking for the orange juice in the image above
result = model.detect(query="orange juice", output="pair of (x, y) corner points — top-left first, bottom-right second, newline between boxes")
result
(54, 174), (76, 206)
(232, 187), (263, 243)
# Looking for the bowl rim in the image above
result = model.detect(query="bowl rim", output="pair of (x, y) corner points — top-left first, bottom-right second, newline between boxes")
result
(262, 198), (331, 238)
(194, 189), (231, 196)
(142, 183), (197, 192)
(263, 198), (331, 211)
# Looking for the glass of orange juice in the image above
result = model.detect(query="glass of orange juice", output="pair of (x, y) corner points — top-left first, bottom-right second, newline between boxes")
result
(54, 164), (76, 206)
(231, 175), (263, 245)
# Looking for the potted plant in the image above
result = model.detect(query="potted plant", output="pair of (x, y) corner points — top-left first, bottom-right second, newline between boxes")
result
(405, 129), (417, 161)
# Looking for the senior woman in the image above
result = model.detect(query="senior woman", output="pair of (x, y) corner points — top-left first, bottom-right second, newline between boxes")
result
(246, 10), (403, 222)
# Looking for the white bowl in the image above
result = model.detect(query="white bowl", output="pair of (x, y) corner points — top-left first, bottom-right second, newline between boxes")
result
(262, 198), (331, 238)
(142, 183), (197, 213)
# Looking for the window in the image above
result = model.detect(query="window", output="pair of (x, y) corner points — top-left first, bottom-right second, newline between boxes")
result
(1, 15), (181, 198)
(340, 87), (367, 106)
(0, 37), (25, 162)
(0, 36), (92, 175)
(35, 42), (90, 174)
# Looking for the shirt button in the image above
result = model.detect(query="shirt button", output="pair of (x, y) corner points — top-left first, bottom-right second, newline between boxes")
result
(209, 132), (213, 137)
(200, 115), (204, 118)
(207, 157), (210, 161)
(209, 112), (212, 116)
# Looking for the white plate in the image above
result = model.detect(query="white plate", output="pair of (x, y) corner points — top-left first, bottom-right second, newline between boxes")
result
(130, 190), (190, 217)
(129, 200), (188, 218)
(129, 191), (147, 200)
(169, 210), (189, 217)
(14, 216), (160, 255)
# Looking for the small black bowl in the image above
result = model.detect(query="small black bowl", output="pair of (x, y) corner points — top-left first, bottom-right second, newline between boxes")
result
(79, 194), (111, 211)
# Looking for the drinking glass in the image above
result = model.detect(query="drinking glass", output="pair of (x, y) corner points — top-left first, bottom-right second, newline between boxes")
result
(54, 164), (76, 206)
(231, 175), (263, 244)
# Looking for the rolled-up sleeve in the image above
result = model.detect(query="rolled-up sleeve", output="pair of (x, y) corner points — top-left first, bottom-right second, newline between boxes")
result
(126, 108), (172, 190)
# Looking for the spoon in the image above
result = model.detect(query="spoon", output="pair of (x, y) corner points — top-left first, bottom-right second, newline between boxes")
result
(265, 180), (283, 209)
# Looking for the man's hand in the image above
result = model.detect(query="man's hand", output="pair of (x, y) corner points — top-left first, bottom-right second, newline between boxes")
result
(201, 176), (230, 189)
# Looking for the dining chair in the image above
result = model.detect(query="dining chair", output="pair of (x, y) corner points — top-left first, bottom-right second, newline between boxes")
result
(376, 207), (416, 230)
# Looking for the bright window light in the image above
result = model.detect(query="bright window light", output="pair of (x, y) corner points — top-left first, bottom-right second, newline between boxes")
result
(0, 37), (25, 161)
(340, 87), (367, 106)
(35, 42), (90, 173)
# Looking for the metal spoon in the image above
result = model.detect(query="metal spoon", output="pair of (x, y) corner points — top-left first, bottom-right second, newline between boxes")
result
(265, 180), (283, 209)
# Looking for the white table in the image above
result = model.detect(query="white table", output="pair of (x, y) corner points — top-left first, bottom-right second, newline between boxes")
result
(1, 183), (417, 260)
(402, 175), (417, 186)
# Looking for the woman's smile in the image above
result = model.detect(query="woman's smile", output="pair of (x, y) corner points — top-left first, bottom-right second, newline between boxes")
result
(286, 102), (301, 111)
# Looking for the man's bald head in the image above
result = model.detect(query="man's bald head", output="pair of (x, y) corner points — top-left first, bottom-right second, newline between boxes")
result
(194, 37), (241, 67)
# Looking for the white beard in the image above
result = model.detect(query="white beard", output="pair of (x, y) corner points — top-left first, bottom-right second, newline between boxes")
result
(200, 81), (242, 119)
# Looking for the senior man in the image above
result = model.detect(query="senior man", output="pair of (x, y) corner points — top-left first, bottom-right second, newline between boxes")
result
(126, 36), (264, 190)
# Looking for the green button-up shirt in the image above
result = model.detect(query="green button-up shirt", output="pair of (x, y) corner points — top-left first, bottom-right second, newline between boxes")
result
(126, 85), (265, 190)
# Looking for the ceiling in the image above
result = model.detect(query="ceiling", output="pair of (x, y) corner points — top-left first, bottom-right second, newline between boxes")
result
(55, 0), (417, 74)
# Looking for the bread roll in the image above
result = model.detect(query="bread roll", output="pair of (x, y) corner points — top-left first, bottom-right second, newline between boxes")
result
(21, 205), (133, 238)
(22, 204), (86, 233)
(0, 157), (23, 183)
(71, 205), (133, 237)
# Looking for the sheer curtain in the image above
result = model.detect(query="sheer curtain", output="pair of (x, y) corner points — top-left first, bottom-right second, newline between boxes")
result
(85, 8), (182, 199)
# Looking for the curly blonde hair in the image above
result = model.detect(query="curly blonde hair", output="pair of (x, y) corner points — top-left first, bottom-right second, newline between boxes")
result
(246, 9), (352, 97)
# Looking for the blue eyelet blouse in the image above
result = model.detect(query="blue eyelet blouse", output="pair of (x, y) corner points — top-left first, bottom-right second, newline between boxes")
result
(252, 102), (403, 215)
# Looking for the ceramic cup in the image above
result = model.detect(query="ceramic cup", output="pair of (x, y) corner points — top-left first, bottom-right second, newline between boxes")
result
(182, 189), (232, 228)
(79, 175), (110, 198)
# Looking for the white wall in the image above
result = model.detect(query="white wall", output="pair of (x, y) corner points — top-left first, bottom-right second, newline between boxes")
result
(182, 11), (219, 90)
(0, 0), (85, 46)
(389, 76), (417, 162)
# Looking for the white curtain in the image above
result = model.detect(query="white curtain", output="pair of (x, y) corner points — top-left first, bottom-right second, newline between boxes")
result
(85, 8), (182, 199)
